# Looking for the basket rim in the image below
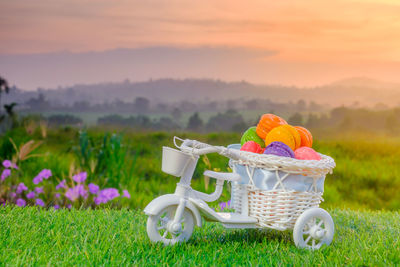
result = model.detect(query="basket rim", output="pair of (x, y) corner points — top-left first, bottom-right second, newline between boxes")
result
(228, 143), (335, 177)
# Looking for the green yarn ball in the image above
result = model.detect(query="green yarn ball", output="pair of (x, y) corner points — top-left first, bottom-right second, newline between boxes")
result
(240, 127), (265, 148)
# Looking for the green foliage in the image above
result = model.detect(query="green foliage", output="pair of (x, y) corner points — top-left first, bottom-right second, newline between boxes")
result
(0, 207), (398, 265)
(73, 131), (136, 187)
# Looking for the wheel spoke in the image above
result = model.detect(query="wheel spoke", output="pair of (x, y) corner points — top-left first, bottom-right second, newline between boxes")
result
(317, 220), (324, 228)
(162, 231), (168, 238)
(157, 225), (166, 230)
(312, 239), (316, 248)
(303, 230), (310, 235)
(305, 235), (311, 244)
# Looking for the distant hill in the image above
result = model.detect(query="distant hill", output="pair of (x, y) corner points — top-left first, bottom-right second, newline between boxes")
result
(4, 77), (400, 108)
(329, 76), (400, 89)
(2, 47), (400, 107)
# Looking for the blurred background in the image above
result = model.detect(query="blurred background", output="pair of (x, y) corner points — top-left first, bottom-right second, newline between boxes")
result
(0, 0), (400, 211)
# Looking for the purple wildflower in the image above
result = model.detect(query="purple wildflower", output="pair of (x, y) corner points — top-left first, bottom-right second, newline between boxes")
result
(94, 196), (106, 205)
(67, 204), (72, 209)
(33, 176), (42, 185)
(35, 198), (45, 207)
(65, 184), (88, 201)
(53, 204), (60, 210)
(72, 172), (87, 183)
(65, 188), (78, 201)
(77, 185), (88, 198)
(26, 191), (35, 199)
(2, 160), (12, 168)
(56, 180), (67, 190)
(33, 169), (52, 184)
(41, 169), (52, 179)
(10, 192), (16, 198)
(94, 188), (120, 205)
(122, 190), (131, 199)
(100, 188), (119, 200)
(1, 169), (11, 181)
(88, 183), (99, 194)
(2, 160), (17, 169)
(218, 201), (231, 211)
(16, 198), (26, 207)
(35, 187), (44, 194)
(16, 183), (28, 194)
(55, 193), (61, 198)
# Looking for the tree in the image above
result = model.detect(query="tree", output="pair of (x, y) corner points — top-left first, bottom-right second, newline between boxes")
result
(187, 113), (203, 131)
(0, 76), (10, 108)
(134, 97), (150, 113)
(0, 76), (18, 129)
(25, 93), (50, 111)
(288, 112), (304, 126)
(306, 113), (320, 128)
(206, 109), (245, 132)
(171, 108), (182, 121)
(296, 99), (307, 111)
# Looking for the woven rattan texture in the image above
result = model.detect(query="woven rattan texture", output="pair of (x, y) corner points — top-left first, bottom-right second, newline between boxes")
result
(247, 187), (322, 230)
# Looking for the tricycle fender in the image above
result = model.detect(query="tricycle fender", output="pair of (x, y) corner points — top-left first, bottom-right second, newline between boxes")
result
(144, 194), (202, 227)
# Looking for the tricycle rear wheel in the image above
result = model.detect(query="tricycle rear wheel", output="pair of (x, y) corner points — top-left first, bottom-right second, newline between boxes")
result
(293, 208), (334, 250)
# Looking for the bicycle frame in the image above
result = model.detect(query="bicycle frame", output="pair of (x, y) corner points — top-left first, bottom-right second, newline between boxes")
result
(144, 138), (257, 230)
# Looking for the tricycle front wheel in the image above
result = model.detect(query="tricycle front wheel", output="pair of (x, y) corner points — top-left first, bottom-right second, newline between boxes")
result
(293, 208), (334, 250)
(146, 205), (194, 245)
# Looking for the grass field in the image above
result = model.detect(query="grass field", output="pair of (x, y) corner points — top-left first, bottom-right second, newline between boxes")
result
(0, 206), (398, 265)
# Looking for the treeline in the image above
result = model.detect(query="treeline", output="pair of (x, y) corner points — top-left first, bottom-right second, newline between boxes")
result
(97, 110), (247, 132)
(21, 93), (326, 115)
(303, 106), (400, 134)
(44, 106), (400, 134)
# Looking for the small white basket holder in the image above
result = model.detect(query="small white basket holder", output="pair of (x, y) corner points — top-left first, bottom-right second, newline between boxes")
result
(162, 146), (193, 177)
(227, 144), (335, 230)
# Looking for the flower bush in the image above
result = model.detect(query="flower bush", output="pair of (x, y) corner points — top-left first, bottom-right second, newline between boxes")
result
(0, 159), (130, 209)
(218, 200), (231, 212)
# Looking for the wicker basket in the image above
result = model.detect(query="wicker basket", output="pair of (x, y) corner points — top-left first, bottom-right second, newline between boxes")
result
(232, 183), (323, 230)
(227, 145), (335, 230)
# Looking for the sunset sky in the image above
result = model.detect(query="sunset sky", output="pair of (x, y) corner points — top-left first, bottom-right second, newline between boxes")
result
(1, 0), (400, 89)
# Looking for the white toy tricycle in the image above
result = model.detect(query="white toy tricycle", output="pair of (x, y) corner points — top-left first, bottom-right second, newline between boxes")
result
(144, 137), (336, 250)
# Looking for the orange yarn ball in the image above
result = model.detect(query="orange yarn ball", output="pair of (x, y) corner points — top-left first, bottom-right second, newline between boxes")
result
(281, 125), (301, 150)
(265, 125), (296, 151)
(256, 114), (287, 139)
(294, 126), (313, 147)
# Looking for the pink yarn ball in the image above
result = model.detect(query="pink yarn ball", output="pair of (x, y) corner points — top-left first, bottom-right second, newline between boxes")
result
(294, 146), (321, 160)
(240, 141), (263, 154)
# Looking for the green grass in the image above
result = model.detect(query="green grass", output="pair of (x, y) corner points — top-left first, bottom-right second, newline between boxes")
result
(0, 207), (398, 265)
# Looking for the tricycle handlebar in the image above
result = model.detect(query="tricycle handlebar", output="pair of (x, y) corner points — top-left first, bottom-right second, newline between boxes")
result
(173, 136), (242, 160)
